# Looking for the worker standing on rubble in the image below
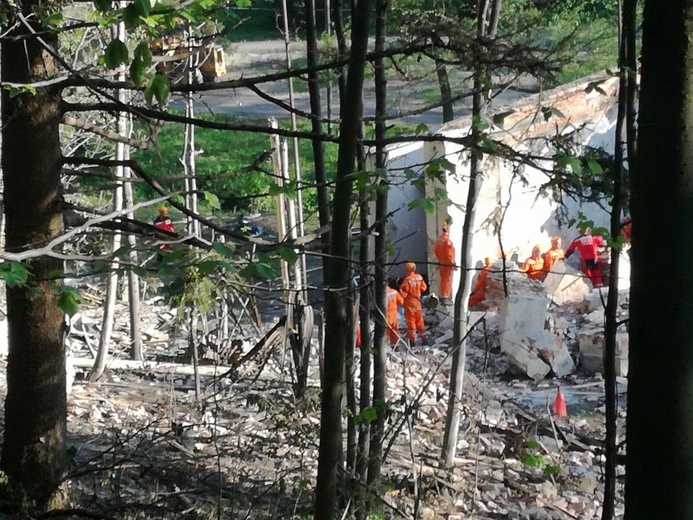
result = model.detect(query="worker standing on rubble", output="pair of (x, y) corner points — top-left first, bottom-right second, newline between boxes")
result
(153, 206), (175, 251)
(520, 245), (545, 281)
(542, 237), (565, 279)
(399, 262), (428, 346)
(469, 257), (493, 310)
(433, 224), (457, 303)
(386, 283), (404, 346)
(565, 226), (605, 288)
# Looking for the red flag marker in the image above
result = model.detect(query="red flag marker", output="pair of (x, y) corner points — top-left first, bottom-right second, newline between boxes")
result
(553, 387), (567, 417)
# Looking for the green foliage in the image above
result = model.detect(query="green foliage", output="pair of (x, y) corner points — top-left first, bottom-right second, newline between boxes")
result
(520, 439), (562, 476)
(157, 248), (240, 320)
(0, 262), (29, 288)
(57, 287), (85, 316)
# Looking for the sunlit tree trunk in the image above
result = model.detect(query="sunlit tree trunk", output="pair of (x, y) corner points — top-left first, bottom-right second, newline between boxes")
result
(1, 6), (67, 508)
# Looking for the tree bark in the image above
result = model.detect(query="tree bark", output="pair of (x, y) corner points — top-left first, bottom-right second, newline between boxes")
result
(625, 2), (693, 518)
(1, 8), (67, 508)
(435, 60), (454, 123)
(441, 0), (499, 467)
(315, 0), (372, 515)
(366, 0), (389, 496)
(602, 2), (636, 518)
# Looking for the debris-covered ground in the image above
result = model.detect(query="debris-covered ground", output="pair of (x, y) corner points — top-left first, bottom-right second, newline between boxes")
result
(0, 262), (627, 519)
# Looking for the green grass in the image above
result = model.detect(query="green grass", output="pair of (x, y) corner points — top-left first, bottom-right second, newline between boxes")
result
(132, 113), (341, 216)
(226, 2), (283, 42)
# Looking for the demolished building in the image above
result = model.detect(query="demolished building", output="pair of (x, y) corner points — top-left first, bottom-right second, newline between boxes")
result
(379, 74), (630, 379)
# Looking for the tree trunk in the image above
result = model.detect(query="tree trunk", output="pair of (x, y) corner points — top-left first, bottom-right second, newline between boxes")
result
(435, 60), (454, 123)
(625, 2), (693, 518)
(441, 0), (499, 467)
(366, 0), (389, 495)
(314, 0), (372, 515)
(1, 9), (67, 508)
(304, 0), (331, 254)
(602, 2), (636, 518)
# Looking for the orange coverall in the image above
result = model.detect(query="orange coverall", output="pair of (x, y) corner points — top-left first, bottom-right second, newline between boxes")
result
(468, 264), (491, 309)
(386, 286), (404, 345)
(521, 251), (545, 281)
(399, 271), (427, 343)
(542, 246), (565, 278)
(434, 230), (456, 299)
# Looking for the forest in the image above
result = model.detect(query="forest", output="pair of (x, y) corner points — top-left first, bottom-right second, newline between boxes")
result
(0, 0), (688, 519)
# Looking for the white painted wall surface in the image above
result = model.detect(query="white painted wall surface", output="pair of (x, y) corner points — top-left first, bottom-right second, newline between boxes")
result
(384, 75), (630, 298)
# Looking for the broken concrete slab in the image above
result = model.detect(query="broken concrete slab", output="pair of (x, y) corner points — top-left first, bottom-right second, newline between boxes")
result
(524, 330), (575, 377)
(499, 293), (548, 354)
(543, 260), (591, 305)
(578, 329), (629, 377)
(505, 342), (551, 380)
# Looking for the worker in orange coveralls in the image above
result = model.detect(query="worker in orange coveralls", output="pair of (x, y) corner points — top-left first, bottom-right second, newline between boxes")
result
(433, 224), (457, 302)
(565, 227), (605, 288)
(386, 284), (404, 346)
(542, 236), (565, 279)
(153, 206), (175, 251)
(469, 257), (492, 310)
(520, 245), (545, 281)
(399, 262), (428, 345)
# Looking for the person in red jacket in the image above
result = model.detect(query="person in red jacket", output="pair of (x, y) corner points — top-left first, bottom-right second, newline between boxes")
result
(153, 206), (175, 251)
(399, 262), (428, 345)
(520, 245), (545, 281)
(433, 224), (457, 302)
(565, 226), (605, 288)
(386, 284), (404, 346)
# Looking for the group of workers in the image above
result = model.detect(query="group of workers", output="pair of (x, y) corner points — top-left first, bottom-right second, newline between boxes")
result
(520, 227), (605, 287)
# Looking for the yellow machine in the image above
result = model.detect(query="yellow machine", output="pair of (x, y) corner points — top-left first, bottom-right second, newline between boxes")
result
(150, 37), (226, 84)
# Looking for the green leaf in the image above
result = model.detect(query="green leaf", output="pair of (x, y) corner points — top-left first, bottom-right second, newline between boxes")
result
(113, 244), (132, 258)
(130, 58), (147, 86)
(586, 158), (603, 174)
(541, 106), (566, 122)
(132, 265), (148, 277)
(407, 197), (435, 214)
(203, 191), (221, 210)
(0, 262), (29, 287)
(134, 0), (150, 17)
(493, 110), (515, 126)
(241, 262), (276, 280)
(472, 115), (490, 131)
(525, 439), (541, 450)
(277, 247), (298, 264)
(145, 74), (170, 107)
(544, 464), (561, 476)
(521, 453), (546, 468)
(41, 12), (63, 28)
(361, 406), (378, 422)
(122, 4), (140, 29)
(94, 0), (112, 11)
(57, 288), (84, 316)
(415, 123), (429, 135)
(212, 242), (235, 258)
(104, 39), (128, 69)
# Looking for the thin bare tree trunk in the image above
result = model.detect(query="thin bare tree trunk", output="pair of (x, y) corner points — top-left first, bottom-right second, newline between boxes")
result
(603, 1), (636, 518)
(442, 0), (499, 467)
(366, 0), (389, 497)
(90, 19), (126, 381)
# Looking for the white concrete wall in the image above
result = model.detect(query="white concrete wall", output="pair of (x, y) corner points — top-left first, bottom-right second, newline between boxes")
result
(385, 75), (629, 298)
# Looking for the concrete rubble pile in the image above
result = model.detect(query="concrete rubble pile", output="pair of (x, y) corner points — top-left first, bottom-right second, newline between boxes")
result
(462, 260), (630, 381)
